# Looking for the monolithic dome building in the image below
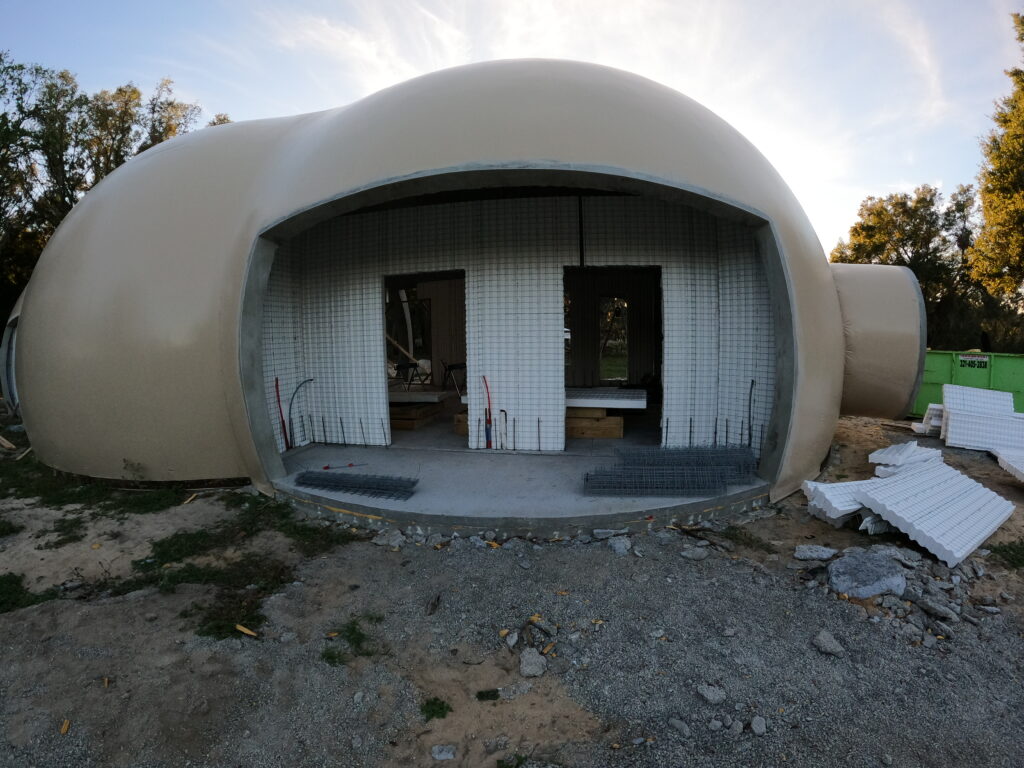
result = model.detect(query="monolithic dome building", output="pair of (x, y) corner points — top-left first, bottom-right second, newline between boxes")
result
(8, 60), (924, 528)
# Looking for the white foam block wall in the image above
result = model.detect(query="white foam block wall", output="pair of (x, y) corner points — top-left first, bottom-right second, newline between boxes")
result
(263, 194), (776, 456)
(715, 219), (775, 449)
(262, 245), (307, 451)
(463, 198), (575, 451)
(581, 198), (774, 455)
(263, 197), (574, 451)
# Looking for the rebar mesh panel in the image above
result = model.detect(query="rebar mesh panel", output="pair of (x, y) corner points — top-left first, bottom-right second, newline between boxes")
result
(294, 471), (418, 500)
(614, 445), (756, 482)
(586, 466), (734, 496)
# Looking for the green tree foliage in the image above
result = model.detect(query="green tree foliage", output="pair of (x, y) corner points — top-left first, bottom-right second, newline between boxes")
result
(970, 13), (1024, 304)
(832, 185), (1024, 351)
(0, 52), (228, 316)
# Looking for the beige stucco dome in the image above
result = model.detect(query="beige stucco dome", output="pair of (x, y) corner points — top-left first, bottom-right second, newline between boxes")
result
(12, 59), (923, 504)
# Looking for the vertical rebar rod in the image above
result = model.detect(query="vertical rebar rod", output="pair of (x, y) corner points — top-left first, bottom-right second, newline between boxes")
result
(339, 418), (347, 446)
(359, 418), (367, 445)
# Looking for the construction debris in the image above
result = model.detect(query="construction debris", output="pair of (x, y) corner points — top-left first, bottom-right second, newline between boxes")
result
(805, 385), (1022, 566)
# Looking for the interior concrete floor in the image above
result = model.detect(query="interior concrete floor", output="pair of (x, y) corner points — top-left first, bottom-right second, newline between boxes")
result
(274, 411), (769, 527)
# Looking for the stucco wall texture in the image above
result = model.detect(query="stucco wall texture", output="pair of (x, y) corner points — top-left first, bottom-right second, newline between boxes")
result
(12, 59), (924, 500)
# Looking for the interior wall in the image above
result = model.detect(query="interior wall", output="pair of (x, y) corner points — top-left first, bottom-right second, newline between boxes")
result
(581, 196), (775, 454)
(262, 196), (574, 453)
(260, 192), (776, 458)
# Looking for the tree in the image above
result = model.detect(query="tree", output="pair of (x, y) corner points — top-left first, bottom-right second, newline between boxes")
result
(86, 84), (143, 182)
(0, 52), (222, 324)
(137, 78), (200, 152)
(206, 112), (232, 127)
(0, 52), (46, 270)
(970, 13), (1024, 304)
(831, 184), (1023, 350)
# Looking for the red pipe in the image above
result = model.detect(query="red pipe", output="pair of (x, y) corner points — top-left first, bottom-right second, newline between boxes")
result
(275, 377), (291, 450)
(482, 375), (493, 449)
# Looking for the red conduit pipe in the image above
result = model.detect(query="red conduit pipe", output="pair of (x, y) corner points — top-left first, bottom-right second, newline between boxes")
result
(275, 377), (291, 450)
(482, 375), (493, 449)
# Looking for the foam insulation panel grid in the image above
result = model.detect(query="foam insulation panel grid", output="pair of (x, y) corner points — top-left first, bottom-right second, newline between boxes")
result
(262, 194), (777, 456)
(943, 410), (1024, 452)
(942, 384), (1015, 414)
(851, 461), (1015, 567)
(995, 450), (1024, 483)
(582, 197), (775, 453)
(262, 197), (575, 452)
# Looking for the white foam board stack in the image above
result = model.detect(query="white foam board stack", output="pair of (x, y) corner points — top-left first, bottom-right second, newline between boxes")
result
(801, 428), (1017, 565)
(850, 461), (1014, 567)
(995, 450), (1024, 483)
(911, 403), (943, 436)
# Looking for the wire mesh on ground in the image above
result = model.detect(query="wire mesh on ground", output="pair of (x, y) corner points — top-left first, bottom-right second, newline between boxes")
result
(585, 445), (756, 496)
(294, 471), (418, 500)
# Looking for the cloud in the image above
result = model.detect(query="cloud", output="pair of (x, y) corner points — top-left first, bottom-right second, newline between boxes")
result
(236, 0), (984, 249)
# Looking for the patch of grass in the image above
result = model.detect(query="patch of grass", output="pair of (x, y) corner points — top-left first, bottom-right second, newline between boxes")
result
(321, 647), (349, 666)
(0, 517), (24, 537)
(36, 515), (87, 549)
(476, 689), (500, 701)
(337, 614), (383, 657)
(420, 697), (452, 722)
(132, 494), (362, 574)
(0, 454), (187, 515)
(720, 525), (776, 553)
(219, 492), (363, 556)
(990, 540), (1024, 569)
(496, 755), (527, 768)
(108, 554), (294, 638)
(0, 573), (56, 613)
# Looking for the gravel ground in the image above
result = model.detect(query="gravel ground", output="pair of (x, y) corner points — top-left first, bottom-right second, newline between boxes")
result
(1, 521), (1022, 768)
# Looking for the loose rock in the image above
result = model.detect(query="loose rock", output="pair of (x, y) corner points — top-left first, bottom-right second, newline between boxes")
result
(668, 717), (690, 737)
(751, 715), (767, 736)
(519, 647), (547, 677)
(608, 536), (632, 556)
(827, 551), (906, 598)
(681, 548), (710, 562)
(431, 744), (456, 761)
(593, 528), (628, 540)
(371, 529), (407, 549)
(794, 544), (838, 561)
(812, 629), (845, 657)
(697, 684), (727, 704)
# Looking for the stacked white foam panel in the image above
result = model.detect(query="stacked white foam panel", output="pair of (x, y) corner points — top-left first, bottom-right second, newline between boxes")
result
(994, 451), (1024, 483)
(802, 478), (877, 527)
(850, 461), (1014, 567)
(869, 441), (942, 477)
(940, 384), (1024, 451)
(910, 403), (944, 436)
(804, 442), (944, 522)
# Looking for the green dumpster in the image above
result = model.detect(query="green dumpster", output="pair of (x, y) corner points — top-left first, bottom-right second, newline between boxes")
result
(910, 350), (1024, 416)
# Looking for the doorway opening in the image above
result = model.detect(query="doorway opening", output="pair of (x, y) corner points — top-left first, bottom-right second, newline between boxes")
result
(563, 266), (662, 446)
(384, 270), (467, 446)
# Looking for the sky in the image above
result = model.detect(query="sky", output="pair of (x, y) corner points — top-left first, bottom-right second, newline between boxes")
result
(3, 0), (1021, 250)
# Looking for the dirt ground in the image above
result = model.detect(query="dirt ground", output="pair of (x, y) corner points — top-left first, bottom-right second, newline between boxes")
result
(1, 416), (1022, 768)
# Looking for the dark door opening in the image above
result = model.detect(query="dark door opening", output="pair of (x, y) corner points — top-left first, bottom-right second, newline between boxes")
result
(383, 270), (467, 444)
(563, 266), (662, 394)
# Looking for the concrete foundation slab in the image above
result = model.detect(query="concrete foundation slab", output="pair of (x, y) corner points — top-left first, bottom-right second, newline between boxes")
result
(274, 437), (769, 536)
